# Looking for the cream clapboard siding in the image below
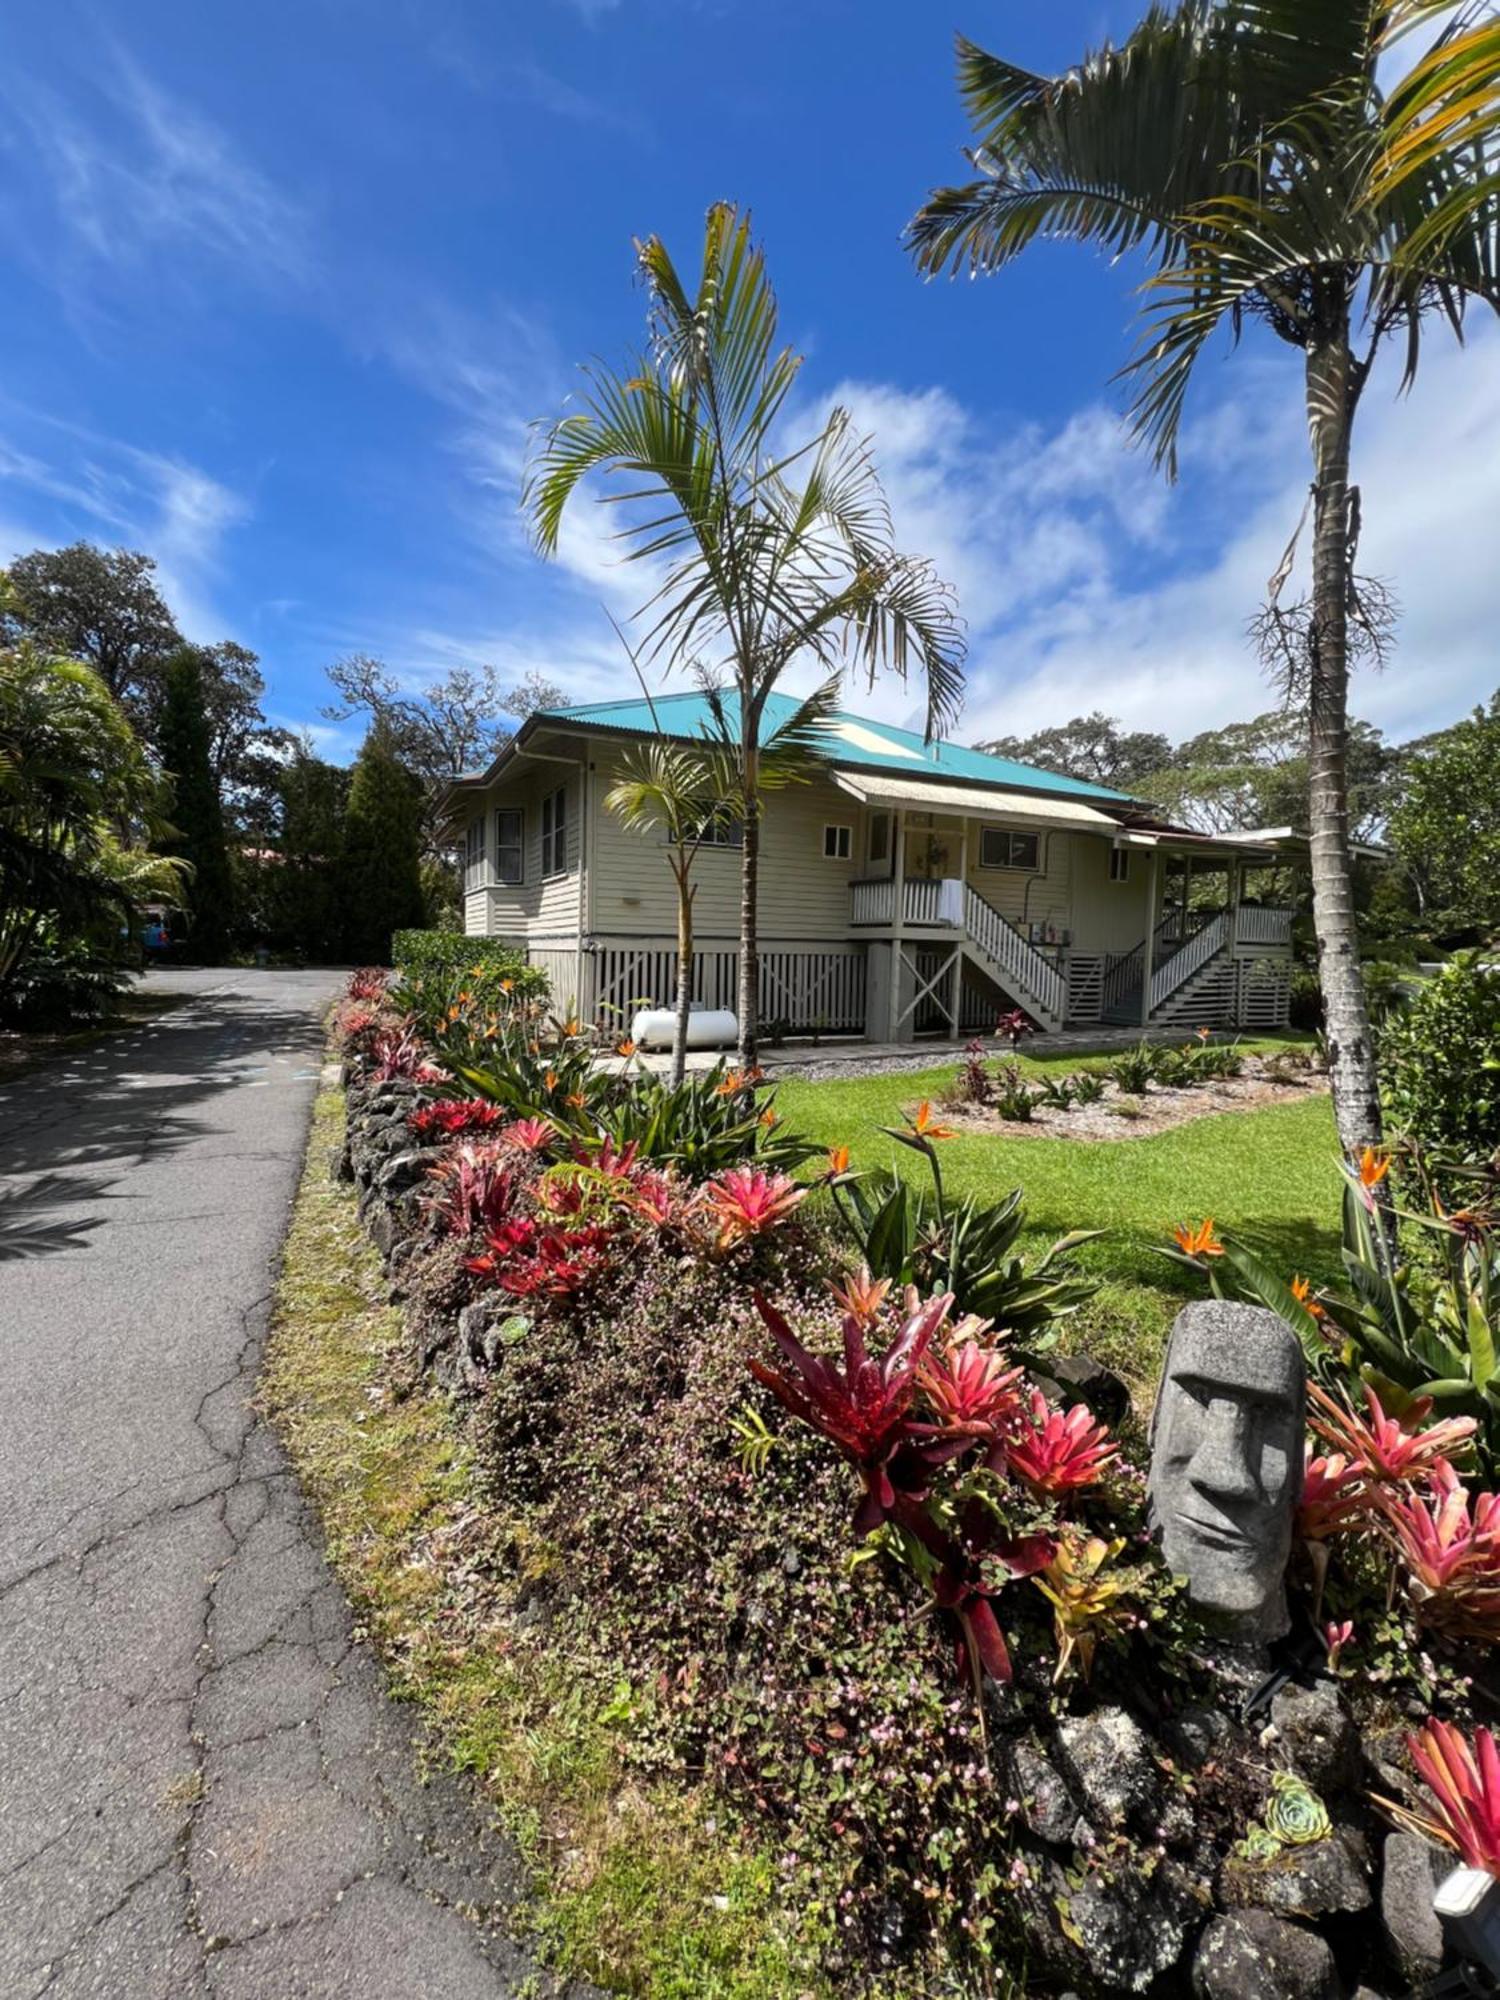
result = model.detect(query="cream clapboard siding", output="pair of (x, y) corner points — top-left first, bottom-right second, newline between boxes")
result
(1064, 835), (1153, 953)
(459, 743), (586, 942)
(588, 755), (866, 941)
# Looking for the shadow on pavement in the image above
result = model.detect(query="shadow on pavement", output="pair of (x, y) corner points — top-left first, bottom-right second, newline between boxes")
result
(0, 994), (328, 1262)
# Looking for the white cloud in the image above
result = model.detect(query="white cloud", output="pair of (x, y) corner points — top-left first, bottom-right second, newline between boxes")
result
(763, 327), (1500, 749)
(0, 44), (307, 301)
(0, 417), (249, 642)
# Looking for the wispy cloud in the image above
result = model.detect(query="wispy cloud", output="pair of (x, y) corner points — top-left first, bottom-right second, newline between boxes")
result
(0, 42), (307, 304)
(0, 414), (249, 642)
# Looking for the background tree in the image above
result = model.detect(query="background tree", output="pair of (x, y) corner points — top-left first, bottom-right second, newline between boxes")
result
(3, 545), (181, 717)
(910, 0), (1500, 1158)
(324, 655), (564, 845)
(0, 643), (182, 1010)
(155, 649), (234, 962)
(978, 711), (1171, 789)
(1389, 689), (1500, 942)
(338, 721), (426, 963)
(528, 203), (966, 1064)
(1140, 708), (1397, 838)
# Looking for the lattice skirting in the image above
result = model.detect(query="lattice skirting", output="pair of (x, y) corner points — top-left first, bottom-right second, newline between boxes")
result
(529, 939), (869, 1035)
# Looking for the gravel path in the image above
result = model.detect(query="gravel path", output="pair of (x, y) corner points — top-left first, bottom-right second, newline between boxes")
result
(0, 970), (560, 2000)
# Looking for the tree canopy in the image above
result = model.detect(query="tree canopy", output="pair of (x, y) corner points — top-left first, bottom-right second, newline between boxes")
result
(1389, 689), (1500, 942)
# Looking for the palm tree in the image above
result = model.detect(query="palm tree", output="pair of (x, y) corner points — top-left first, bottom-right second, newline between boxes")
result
(0, 643), (182, 1002)
(526, 203), (966, 1066)
(909, 0), (1500, 1159)
(1373, 3), (1500, 246)
(605, 678), (842, 1081)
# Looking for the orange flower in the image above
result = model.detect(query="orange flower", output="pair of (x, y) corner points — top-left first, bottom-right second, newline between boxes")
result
(1359, 1146), (1391, 1190)
(446, 1003), (463, 1023)
(716, 1069), (747, 1097)
(565, 1091), (587, 1110)
(825, 1143), (851, 1177)
(500, 977), (515, 994)
(760, 1107), (779, 1129)
(909, 1100), (956, 1141)
(616, 1039), (637, 1058)
(1173, 1217), (1224, 1259)
(1291, 1274), (1327, 1320)
(1196, 1026), (1211, 1042)
(544, 1069), (558, 1091)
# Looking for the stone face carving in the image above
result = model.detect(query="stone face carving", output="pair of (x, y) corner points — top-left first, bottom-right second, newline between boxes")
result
(1148, 1301), (1306, 1642)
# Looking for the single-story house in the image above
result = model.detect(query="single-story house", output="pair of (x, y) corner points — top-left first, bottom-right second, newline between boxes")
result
(445, 692), (1299, 1040)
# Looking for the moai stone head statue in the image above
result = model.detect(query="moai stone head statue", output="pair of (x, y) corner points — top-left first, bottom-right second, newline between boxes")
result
(1147, 1301), (1306, 1643)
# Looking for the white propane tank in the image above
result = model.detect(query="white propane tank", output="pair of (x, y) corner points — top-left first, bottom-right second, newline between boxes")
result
(629, 1006), (738, 1051)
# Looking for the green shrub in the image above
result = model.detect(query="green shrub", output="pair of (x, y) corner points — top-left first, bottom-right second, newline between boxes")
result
(1106, 1043), (1157, 1094)
(1288, 963), (1323, 1030)
(391, 929), (541, 985)
(1380, 953), (1500, 1156)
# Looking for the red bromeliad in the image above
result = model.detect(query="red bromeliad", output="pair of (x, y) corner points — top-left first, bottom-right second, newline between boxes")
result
(370, 1024), (446, 1084)
(499, 1117), (556, 1155)
(698, 1166), (807, 1251)
(914, 1332), (1026, 1444)
(1376, 1461), (1500, 1637)
(750, 1289), (954, 1534)
(409, 1098), (509, 1138)
(1407, 1720), (1500, 1876)
(1005, 1389), (1118, 1499)
(1298, 1450), (1369, 1541)
(1309, 1381), (1478, 1486)
(423, 1143), (519, 1237)
(496, 1222), (614, 1300)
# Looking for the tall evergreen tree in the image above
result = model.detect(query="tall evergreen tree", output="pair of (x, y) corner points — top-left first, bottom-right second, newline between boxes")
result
(339, 721), (425, 963)
(156, 649), (233, 962)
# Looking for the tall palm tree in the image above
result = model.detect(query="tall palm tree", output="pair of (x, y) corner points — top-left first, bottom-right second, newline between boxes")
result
(605, 677), (841, 1082)
(909, 0), (1500, 1158)
(526, 204), (966, 1066)
(1374, 3), (1500, 246)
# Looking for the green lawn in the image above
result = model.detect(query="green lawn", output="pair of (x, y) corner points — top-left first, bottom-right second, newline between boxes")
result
(775, 1053), (1343, 1401)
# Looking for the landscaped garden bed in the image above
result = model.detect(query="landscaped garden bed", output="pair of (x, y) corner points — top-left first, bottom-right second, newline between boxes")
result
(919, 1035), (1329, 1144)
(273, 959), (1500, 1997)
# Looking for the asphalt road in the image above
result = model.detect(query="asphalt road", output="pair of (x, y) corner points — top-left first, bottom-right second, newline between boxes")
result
(0, 970), (551, 1999)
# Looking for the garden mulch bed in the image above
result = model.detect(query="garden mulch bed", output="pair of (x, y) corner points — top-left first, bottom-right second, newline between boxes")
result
(947, 1064), (1329, 1143)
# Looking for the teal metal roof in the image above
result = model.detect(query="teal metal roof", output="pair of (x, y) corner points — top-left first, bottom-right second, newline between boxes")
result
(535, 690), (1132, 804)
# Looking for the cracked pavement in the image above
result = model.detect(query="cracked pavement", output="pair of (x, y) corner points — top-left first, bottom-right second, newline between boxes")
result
(0, 970), (561, 1998)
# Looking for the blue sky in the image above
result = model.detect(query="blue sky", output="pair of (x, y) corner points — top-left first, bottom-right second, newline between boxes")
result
(1, 0), (1495, 762)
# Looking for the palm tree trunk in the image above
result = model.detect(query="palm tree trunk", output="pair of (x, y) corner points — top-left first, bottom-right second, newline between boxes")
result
(737, 703), (760, 1068)
(1304, 320), (1383, 1159)
(672, 865), (694, 1088)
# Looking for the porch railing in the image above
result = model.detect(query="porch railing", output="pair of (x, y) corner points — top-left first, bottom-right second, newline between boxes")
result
(1238, 905), (1294, 945)
(1149, 911), (1229, 1013)
(964, 885), (1066, 1024)
(849, 877), (895, 926)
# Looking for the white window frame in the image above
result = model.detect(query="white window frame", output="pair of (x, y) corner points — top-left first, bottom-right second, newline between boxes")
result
(540, 785), (568, 879)
(495, 806), (524, 886)
(1108, 847), (1131, 883)
(979, 826), (1040, 872)
(681, 810), (742, 850)
(464, 817), (486, 891)
(823, 823), (853, 861)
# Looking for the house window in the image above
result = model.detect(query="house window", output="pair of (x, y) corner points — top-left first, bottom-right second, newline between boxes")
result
(867, 812), (891, 866)
(979, 827), (1040, 871)
(1109, 848), (1131, 883)
(495, 807), (524, 886)
(464, 817), (485, 888)
(823, 823), (852, 860)
(540, 786), (568, 878)
(687, 811), (742, 849)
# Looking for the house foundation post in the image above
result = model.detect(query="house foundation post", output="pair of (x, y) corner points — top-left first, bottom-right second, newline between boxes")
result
(1140, 850), (1160, 1029)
